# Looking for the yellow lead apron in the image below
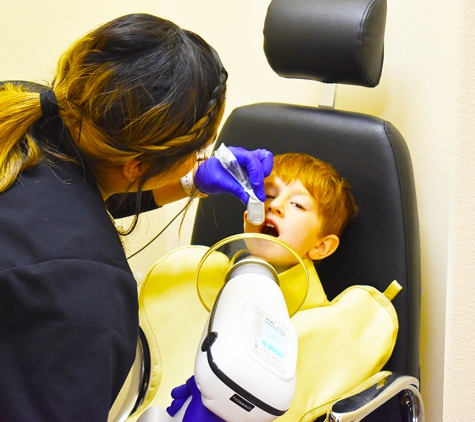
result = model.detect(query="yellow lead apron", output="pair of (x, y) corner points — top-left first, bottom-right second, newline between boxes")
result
(132, 246), (400, 421)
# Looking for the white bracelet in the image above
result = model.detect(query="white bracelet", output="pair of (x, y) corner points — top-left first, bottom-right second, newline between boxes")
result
(181, 169), (194, 196)
(181, 169), (207, 198)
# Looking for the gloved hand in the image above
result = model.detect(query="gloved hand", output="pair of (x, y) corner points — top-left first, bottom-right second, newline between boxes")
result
(166, 381), (190, 417)
(167, 376), (225, 422)
(194, 146), (273, 204)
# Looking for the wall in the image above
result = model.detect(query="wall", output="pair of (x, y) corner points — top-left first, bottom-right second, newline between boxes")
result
(1, 0), (474, 420)
(443, 0), (475, 418)
(0, 1), (162, 80)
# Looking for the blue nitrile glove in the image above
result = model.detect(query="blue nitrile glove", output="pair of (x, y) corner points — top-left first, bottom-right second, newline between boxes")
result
(167, 382), (190, 417)
(194, 146), (273, 204)
(167, 376), (225, 422)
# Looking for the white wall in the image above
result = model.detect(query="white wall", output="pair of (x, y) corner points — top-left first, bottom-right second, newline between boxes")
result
(1, 1), (474, 420)
(0, 1), (163, 81)
(443, 0), (475, 418)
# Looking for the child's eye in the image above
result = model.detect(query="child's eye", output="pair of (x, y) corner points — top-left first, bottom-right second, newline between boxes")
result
(292, 202), (305, 210)
(266, 194), (275, 200)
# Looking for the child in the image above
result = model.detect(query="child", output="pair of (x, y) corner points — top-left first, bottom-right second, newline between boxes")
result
(244, 152), (357, 271)
(134, 153), (399, 422)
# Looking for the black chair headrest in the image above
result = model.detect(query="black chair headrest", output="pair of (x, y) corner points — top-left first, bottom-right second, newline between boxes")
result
(263, 0), (387, 87)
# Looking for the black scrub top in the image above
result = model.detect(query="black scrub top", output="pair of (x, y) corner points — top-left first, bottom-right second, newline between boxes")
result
(0, 158), (148, 421)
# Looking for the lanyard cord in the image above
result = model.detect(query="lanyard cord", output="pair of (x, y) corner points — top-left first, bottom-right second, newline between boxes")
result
(126, 203), (187, 260)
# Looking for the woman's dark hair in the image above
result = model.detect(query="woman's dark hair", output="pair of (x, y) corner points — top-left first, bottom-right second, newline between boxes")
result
(0, 13), (227, 205)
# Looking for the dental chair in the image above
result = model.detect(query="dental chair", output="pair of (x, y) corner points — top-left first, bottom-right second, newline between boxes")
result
(189, 0), (424, 420)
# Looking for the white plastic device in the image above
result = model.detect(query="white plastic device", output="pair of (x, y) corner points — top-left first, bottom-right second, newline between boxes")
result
(193, 257), (298, 422)
(136, 235), (306, 422)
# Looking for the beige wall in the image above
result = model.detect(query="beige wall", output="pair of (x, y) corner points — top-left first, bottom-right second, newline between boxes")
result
(443, 0), (475, 418)
(1, 1), (474, 420)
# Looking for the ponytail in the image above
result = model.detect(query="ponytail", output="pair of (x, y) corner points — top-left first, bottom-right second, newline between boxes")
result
(0, 83), (43, 192)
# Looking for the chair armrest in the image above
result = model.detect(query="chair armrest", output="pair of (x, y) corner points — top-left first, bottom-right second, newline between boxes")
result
(325, 372), (424, 422)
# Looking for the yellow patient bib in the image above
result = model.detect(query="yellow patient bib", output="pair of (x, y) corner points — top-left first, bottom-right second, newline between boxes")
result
(133, 246), (400, 421)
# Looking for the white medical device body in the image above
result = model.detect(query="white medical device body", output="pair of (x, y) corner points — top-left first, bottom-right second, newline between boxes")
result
(193, 258), (298, 422)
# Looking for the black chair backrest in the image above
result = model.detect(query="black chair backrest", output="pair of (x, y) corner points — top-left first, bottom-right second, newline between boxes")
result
(191, 0), (421, 384)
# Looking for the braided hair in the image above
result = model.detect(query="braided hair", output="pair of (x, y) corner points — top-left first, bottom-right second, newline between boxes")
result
(55, 13), (228, 180)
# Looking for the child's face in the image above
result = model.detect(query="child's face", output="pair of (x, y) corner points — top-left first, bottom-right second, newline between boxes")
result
(244, 174), (328, 267)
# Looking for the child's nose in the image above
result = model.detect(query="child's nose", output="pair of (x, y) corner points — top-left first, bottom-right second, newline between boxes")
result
(267, 198), (284, 215)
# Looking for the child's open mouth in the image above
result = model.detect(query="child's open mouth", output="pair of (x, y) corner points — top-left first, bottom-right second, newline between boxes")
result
(260, 221), (279, 237)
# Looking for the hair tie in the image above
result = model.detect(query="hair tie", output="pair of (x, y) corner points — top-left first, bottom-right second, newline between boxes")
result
(39, 89), (59, 119)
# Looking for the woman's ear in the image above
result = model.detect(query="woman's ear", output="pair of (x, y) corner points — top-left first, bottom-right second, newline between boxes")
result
(308, 234), (340, 261)
(122, 159), (146, 182)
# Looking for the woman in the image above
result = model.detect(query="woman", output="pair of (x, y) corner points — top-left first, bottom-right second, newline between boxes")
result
(0, 13), (272, 421)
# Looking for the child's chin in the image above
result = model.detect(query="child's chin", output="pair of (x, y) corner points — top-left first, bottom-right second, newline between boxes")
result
(252, 251), (298, 272)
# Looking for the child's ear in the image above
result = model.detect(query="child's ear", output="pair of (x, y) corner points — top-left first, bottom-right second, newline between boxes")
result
(308, 234), (340, 261)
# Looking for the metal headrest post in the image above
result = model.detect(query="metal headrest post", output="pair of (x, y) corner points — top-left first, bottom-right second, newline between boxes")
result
(319, 83), (337, 108)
